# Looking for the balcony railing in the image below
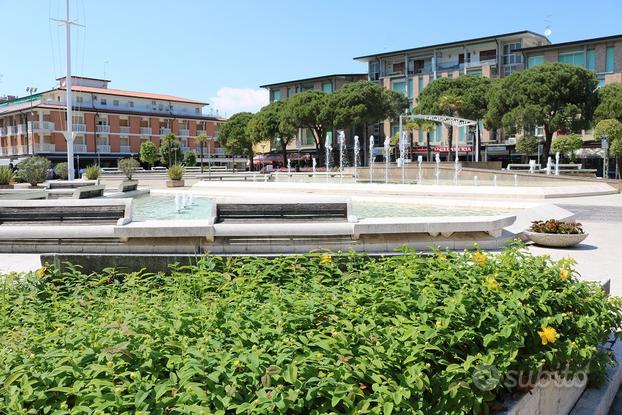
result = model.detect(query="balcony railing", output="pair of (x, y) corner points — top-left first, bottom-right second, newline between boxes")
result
(7, 126), (17, 135)
(73, 124), (87, 132)
(160, 127), (171, 135)
(16, 145), (28, 154)
(179, 128), (190, 137)
(73, 144), (88, 153)
(29, 121), (55, 132)
(96, 144), (111, 153)
(0, 127), (6, 137)
(120, 126), (131, 135)
(96, 125), (110, 134)
(140, 127), (151, 135)
(17, 124), (28, 134)
(0, 147), (6, 156)
(120, 145), (131, 153)
(196, 129), (206, 136)
(35, 143), (56, 153)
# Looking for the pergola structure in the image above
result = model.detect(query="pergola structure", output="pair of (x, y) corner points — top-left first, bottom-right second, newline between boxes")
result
(398, 114), (480, 162)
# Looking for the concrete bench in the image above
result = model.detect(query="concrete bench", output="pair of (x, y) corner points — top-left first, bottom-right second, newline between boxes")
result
(72, 185), (105, 199)
(118, 180), (138, 192)
(198, 173), (267, 181)
(216, 202), (353, 223)
(507, 164), (541, 171)
(0, 189), (47, 200)
(0, 199), (131, 225)
(46, 180), (98, 189)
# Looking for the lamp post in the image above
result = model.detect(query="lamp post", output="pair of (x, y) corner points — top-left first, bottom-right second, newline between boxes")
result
(25, 87), (37, 154)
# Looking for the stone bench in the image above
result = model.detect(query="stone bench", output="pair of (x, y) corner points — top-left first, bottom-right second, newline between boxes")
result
(46, 180), (98, 189)
(118, 180), (138, 192)
(507, 164), (541, 171)
(72, 185), (105, 199)
(0, 199), (131, 225)
(216, 201), (353, 223)
(0, 189), (47, 200)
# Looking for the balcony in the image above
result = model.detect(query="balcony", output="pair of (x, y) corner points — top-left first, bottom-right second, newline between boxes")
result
(35, 143), (56, 153)
(96, 125), (110, 134)
(17, 124), (28, 134)
(120, 145), (131, 153)
(196, 129), (206, 136)
(73, 144), (88, 153)
(7, 126), (17, 135)
(29, 121), (55, 132)
(16, 145), (28, 155)
(96, 144), (111, 153)
(160, 127), (171, 135)
(0, 127), (6, 137)
(140, 127), (151, 135)
(120, 126), (131, 135)
(73, 124), (87, 132)
(179, 128), (190, 137)
(0, 147), (6, 156)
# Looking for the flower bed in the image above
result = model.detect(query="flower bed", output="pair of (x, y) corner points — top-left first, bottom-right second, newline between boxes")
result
(0, 245), (620, 414)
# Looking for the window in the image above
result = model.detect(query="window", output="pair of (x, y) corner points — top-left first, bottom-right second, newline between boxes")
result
(418, 76), (424, 92)
(458, 52), (471, 64)
(418, 129), (424, 144)
(392, 81), (406, 95)
(502, 42), (523, 65)
(113, 100), (119, 106)
(129, 101), (134, 108)
(479, 49), (497, 62)
(195, 107), (201, 114)
(152, 100), (156, 106)
(100, 98), (107, 105)
(272, 90), (281, 101)
(458, 126), (466, 142)
(287, 87), (292, 98)
(527, 55), (544, 68)
(606, 46), (615, 72)
(392, 62), (405, 74)
(467, 69), (482, 77)
(301, 84), (314, 92)
(559, 51), (585, 66)
(322, 82), (333, 93)
(432, 125), (442, 143)
(586, 49), (596, 71)
(158, 104), (164, 111)
(408, 79), (413, 99)
(305, 129), (315, 146)
(76, 96), (83, 103)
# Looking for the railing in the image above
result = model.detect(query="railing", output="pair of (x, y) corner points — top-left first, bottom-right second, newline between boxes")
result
(120, 145), (131, 153)
(160, 127), (171, 135)
(7, 126), (17, 135)
(179, 128), (190, 137)
(73, 144), (88, 153)
(196, 129), (206, 136)
(35, 143), (56, 153)
(120, 126), (131, 135)
(17, 124), (28, 134)
(29, 121), (55, 131)
(96, 144), (111, 153)
(0, 147), (6, 156)
(73, 124), (87, 132)
(16, 145), (28, 154)
(0, 127), (6, 137)
(96, 125), (110, 134)
(214, 148), (226, 156)
(140, 127), (151, 135)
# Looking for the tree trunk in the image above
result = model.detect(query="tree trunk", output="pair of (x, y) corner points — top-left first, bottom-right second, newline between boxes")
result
(542, 126), (554, 166)
(200, 142), (204, 173)
(448, 126), (454, 161)
(426, 131), (431, 161)
(248, 147), (254, 172)
(281, 142), (288, 171)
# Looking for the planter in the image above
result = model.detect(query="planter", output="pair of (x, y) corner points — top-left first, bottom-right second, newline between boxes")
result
(119, 180), (138, 192)
(166, 179), (185, 188)
(0, 184), (12, 189)
(524, 231), (588, 248)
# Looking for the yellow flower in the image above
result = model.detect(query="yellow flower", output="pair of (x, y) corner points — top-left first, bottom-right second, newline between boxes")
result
(485, 276), (499, 290)
(560, 268), (570, 281)
(435, 320), (442, 329)
(538, 326), (559, 345)
(233, 360), (241, 367)
(472, 252), (488, 266)
(35, 266), (47, 278)
(437, 254), (447, 261)
(320, 255), (332, 265)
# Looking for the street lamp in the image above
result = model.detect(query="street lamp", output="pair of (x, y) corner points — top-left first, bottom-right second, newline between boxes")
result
(25, 87), (37, 154)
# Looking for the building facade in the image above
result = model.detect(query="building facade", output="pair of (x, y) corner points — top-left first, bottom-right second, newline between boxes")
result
(354, 31), (551, 160)
(0, 76), (225, 167)
(259, 74), (367, 159)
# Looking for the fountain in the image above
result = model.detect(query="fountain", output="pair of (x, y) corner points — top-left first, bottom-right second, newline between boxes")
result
(338, 131), (345, 183)
(529, 159), (536, 174)
(175, 194), (183, 213)
(514, 174), (518, 186)
(474, 176), (479, 186)
(325, 135), (332, 183)
(353, 135), (360, 182)
(546, 157), (552, 175)
(453, 157), (461, 185)
(369, 136), (374, 183)
(384, 136), (391, 184)
(312, 157), (316, 180)
(493, 175), (497, 187)
(417, 155), (423, 184)
(435, 153), (441, 184)
(287, 159), (291, 182)
(399, 131), (406, 184)
(555, 152), (560, 176)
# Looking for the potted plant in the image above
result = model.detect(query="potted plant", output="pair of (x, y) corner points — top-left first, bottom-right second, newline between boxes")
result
(0, 166), (13, 189)
(83, 165), (101, 183)
(524, 219), (588, 247)
(16, 156), (50, 188)
(166, 164), (185, 187)
(117, 158), (140, 192)
(54, 162), (68, 180)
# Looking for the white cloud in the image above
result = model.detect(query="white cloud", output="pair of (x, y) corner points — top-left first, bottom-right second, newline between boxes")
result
(209, 87), (268, 117)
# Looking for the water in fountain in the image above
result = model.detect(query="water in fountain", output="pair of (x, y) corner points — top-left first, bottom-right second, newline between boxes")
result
(546, 157), (552, 175)
(453, 158), (461, 185)
(338, 131), (345, 183)
(399, 131), (406, 184)
(493, 175), (497, 187)
(529, 159), (536, 174)
(555, 152), (560, 176)
(287, 159), (291, 182)
(175, 194), (183, 213)
(325, 135), (332, 183)
(312, 157), (316, 181)
(188, 193), (194, 206)
(435, 153), (441, 184)
(474, 176), (478, 186)
(514, 174), (518, 186)
(353, 135), (360, 182)
(384, 136), (391, 184)
(369, 136), (374, 183)
(417, 155), (423, 184)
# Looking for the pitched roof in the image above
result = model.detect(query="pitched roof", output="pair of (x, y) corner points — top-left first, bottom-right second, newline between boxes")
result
(260, 73), (367, 88)
(58, 85), (208, 105)
(519, 33), (622, 52)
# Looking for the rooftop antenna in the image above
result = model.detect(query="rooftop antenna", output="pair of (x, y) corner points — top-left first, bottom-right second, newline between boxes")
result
(544, 15), (553, 38)
(51, 0), (85, 181)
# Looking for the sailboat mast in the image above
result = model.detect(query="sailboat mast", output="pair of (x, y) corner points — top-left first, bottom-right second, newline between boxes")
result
(65, 0), (75, 180)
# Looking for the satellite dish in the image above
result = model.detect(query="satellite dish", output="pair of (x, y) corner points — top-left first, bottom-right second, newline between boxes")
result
(544, 26), (552, 37)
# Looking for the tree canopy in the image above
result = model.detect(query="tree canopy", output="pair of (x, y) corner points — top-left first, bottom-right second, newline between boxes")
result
(218, 112), (257, 170)
(247, 101), (296, 166)
(486, 63), (598, 161)
(281, 91), (332, 151)
(515, 135), (538, 155)
(594, 84), (622, 123)
(139, 141), (159, 168)
(159, 133), (183, 167)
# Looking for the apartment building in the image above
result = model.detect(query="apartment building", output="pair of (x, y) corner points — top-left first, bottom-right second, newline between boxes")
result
(354, 31), (551, 160)
(259, 74), (367, 160)
(0, 76), (225, 166)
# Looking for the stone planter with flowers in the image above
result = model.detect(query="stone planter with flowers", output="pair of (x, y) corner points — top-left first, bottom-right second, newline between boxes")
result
(524, 219), (588, 248)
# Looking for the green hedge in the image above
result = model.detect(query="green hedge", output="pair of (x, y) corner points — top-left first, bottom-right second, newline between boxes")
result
(1, 245), (620, 414)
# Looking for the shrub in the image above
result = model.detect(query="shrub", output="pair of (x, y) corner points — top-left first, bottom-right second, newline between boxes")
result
(167, 163), (184, 180)
(530, 219), (584, 234)
(159, 133), (183, 166)
(117, 158), (140, 180)
(54, 162), (68, 180)
(16, 156), (50, 186)
(0, 166), (13, 185)
(551, 134), (583, 157)
(0, 245), (620, 413)
(515, 134), (538, 155)
(84, 165), (100, 180)
(139, 141), (159, 169)
(183, 149), (197, 166)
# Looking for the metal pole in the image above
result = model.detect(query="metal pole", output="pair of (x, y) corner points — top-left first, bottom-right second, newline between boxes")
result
(65, 0), (75, 180)
(475, 121), (479, 163)
(399, 114), (405, 184)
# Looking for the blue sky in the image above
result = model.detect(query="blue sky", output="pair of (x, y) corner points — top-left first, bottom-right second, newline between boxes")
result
(1, 0), (621, 115)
